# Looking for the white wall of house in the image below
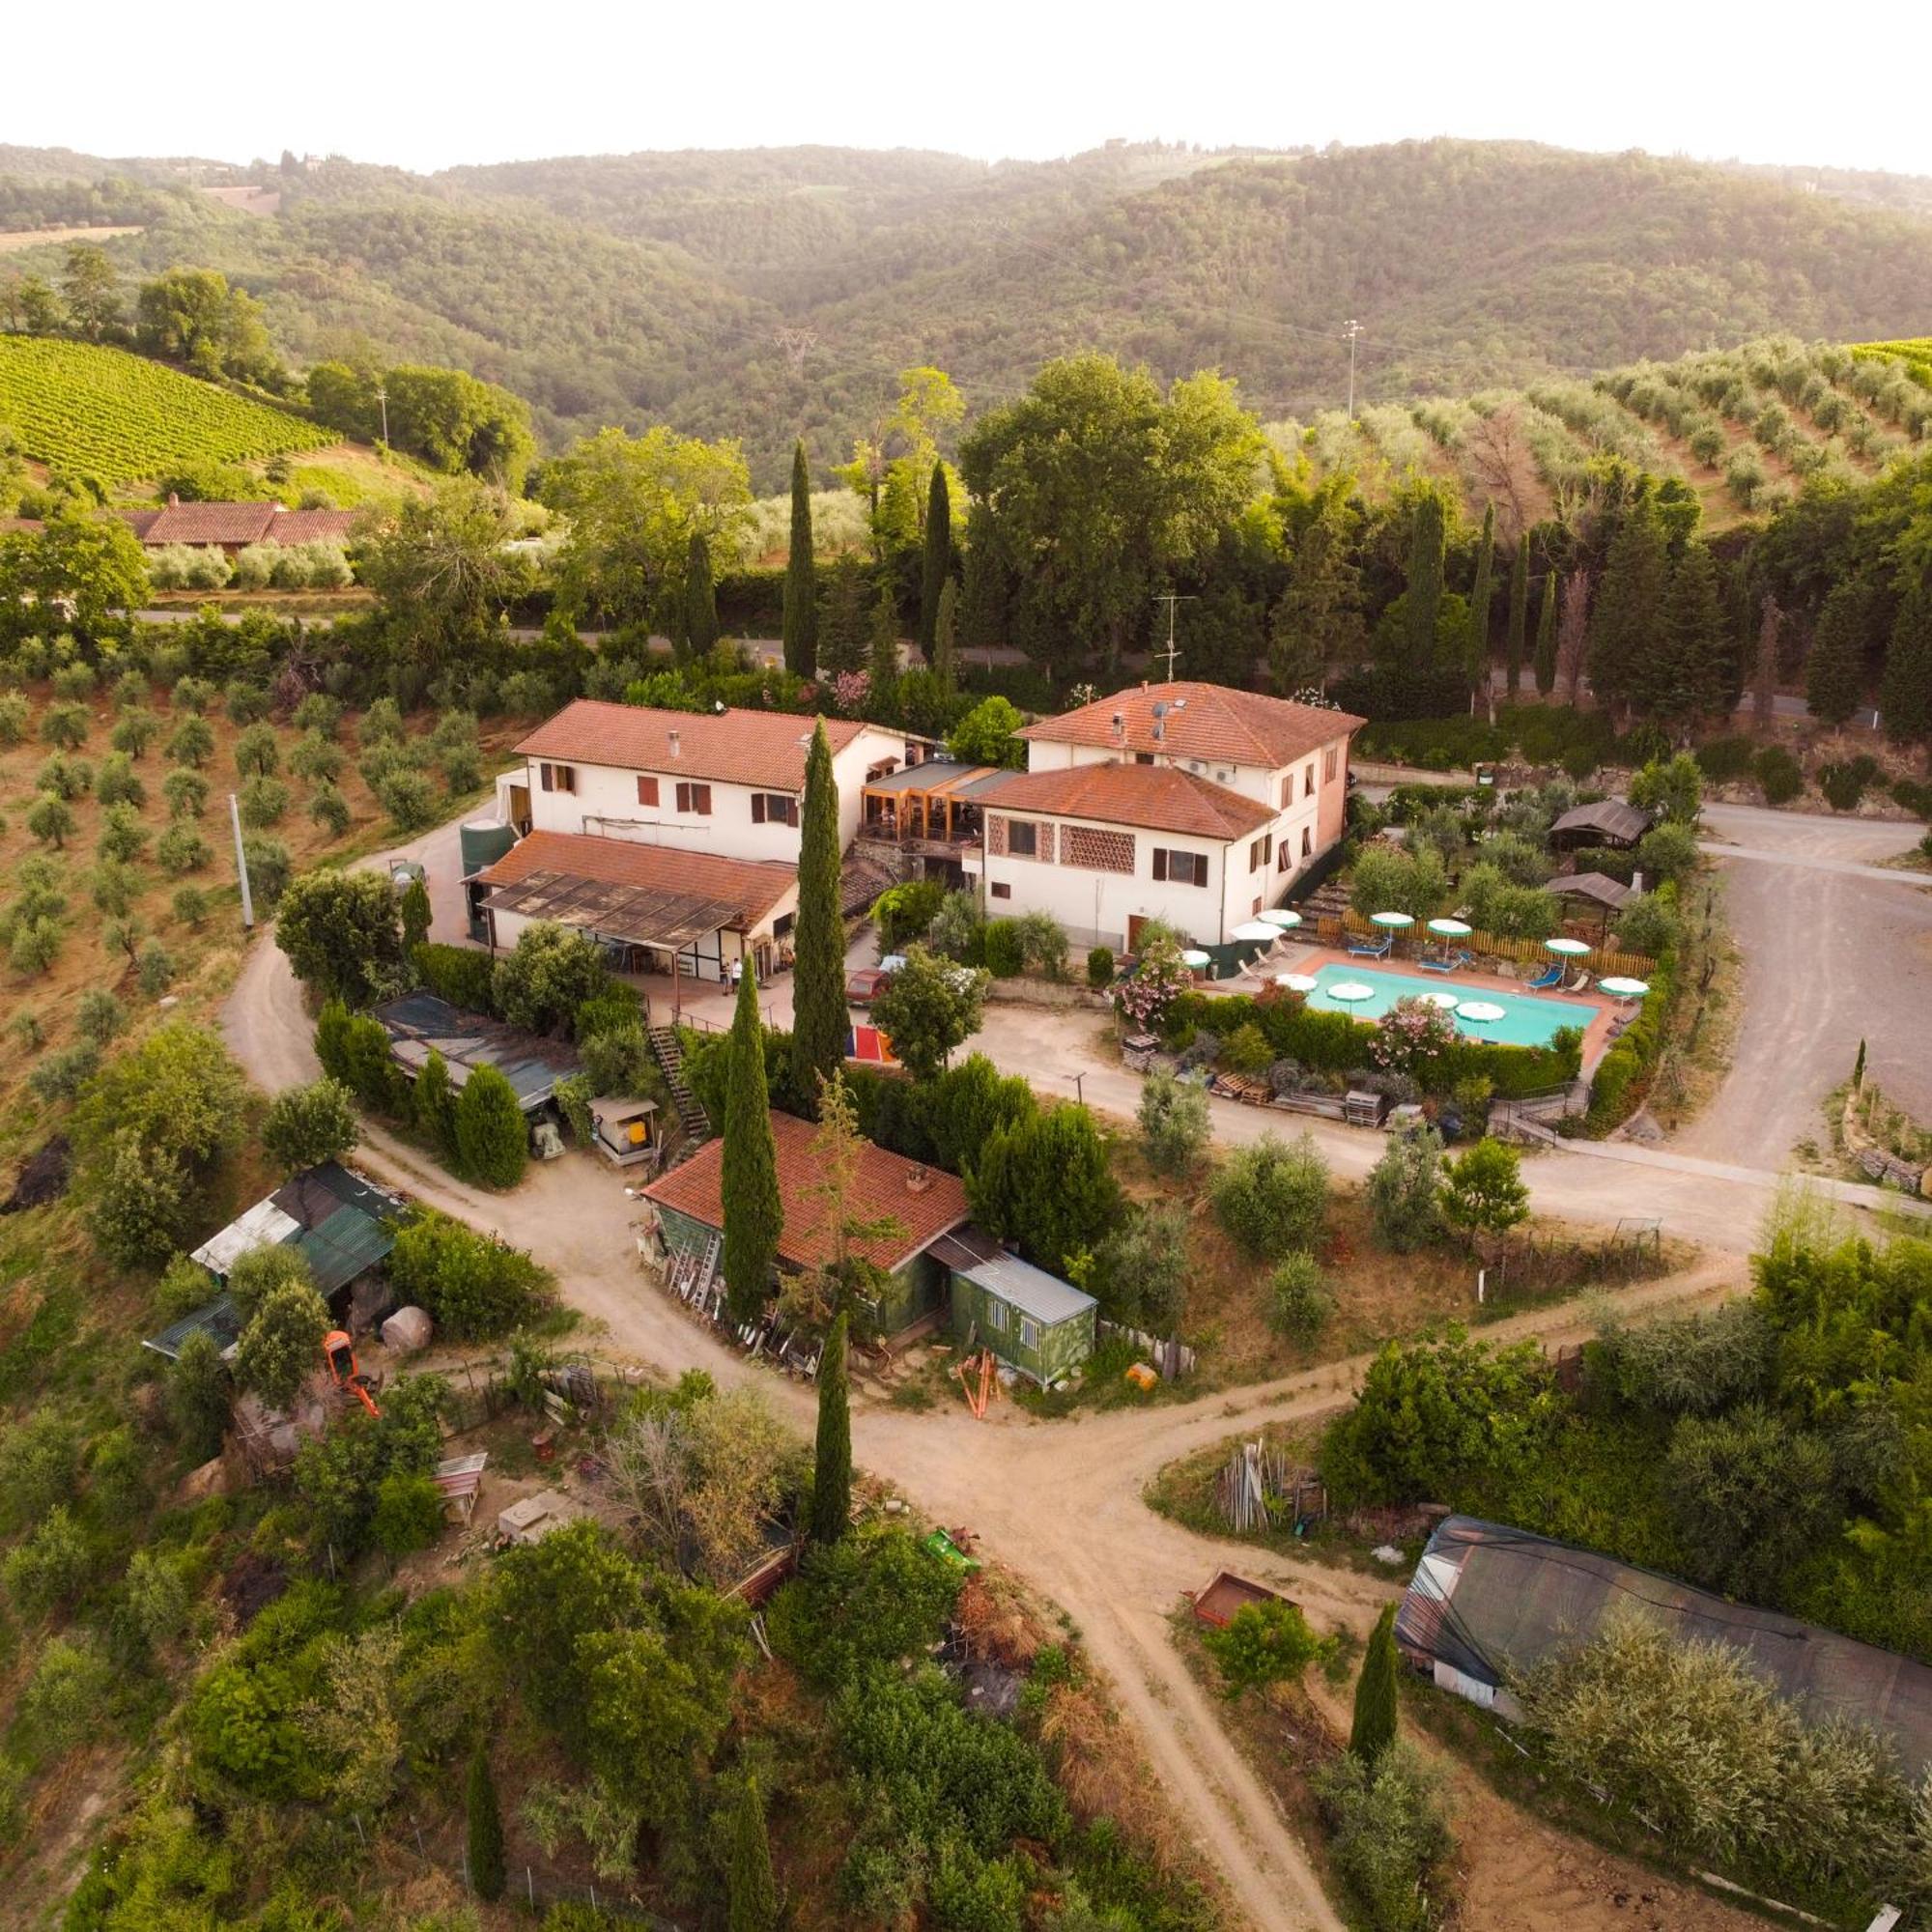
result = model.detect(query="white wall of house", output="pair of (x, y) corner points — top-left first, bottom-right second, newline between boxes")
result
(969, 813), (1235, 951)
(519, 728), (898, 862)
(1027, 730), (1350, 822)
(487, 881), (798, 982)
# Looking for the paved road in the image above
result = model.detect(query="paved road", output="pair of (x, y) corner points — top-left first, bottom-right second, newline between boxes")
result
(1678, 803), (1932, 1168)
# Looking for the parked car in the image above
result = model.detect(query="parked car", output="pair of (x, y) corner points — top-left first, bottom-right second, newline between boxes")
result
(845, 965), (894, 1006)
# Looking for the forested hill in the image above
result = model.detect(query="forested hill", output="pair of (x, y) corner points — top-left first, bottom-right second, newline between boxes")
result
(6, 136), (1932, 484)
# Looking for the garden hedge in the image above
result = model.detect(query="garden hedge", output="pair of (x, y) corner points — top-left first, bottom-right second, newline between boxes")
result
(1584, 946), (1677, 1130)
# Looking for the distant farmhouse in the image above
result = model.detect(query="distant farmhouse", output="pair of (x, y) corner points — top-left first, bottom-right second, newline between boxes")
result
(1, 498), (359, 554)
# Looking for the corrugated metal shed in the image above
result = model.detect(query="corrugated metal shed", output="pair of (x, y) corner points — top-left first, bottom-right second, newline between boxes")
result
(929, 1229), (1096, 1326)
(1397, 1517), (1932, 1777)
(143, 1293), (244, 1362)
(375, 993), (579, 1111)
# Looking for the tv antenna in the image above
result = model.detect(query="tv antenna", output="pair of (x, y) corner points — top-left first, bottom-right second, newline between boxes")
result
(1151, 593), (1195, 681)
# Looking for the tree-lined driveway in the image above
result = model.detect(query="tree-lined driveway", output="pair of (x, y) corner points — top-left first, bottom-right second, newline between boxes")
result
(1678, 802), (1932, 1169)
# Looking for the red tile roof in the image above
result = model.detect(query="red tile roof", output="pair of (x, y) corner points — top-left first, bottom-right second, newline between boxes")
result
(1019, 681), (1364, 768)
(517, 699), (867, 791)
(268, 508), (358, 545)
(114, 509), (161, 539)
(142, 501), (278, 546)
(641, 1113), (970, 1273)
(474, 829), (796, 925)
(978, 762), (1275, 840)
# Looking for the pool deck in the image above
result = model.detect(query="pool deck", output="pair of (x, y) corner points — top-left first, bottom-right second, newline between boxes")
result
(1197, 943), (1625, 1073)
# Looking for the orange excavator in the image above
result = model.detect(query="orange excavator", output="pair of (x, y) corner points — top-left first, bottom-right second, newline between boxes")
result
(323, 1331), (382, 1418)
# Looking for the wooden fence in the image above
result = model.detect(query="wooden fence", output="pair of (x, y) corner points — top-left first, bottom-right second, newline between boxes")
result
(1325, 909), (1656, 980)
(1096, 1320), (1196, 1380)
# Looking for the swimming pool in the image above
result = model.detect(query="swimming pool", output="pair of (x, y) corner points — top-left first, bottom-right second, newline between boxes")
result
(1300, 964), (1600, 1048)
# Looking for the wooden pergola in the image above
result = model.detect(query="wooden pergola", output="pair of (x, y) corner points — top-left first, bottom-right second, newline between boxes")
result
(859, 762), (1001, 844)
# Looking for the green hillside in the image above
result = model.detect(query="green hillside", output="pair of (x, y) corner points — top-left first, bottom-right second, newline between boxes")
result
(0, 336), (330, 481)
(7, 137), (1932, 485)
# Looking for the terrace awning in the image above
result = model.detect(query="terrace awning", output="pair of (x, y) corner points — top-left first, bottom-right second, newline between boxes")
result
(484, 867), (748, 952)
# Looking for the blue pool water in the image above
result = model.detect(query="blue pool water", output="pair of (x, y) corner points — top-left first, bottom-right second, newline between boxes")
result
(1301, 963), (1600, 1048)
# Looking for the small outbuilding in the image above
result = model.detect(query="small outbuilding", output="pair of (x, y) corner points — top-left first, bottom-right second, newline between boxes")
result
(374, 991), (580, 1115)
(1551, 869), (1635, 915)
(1548, 799), (1653, 851)
(931, 1227), (1098, 1388)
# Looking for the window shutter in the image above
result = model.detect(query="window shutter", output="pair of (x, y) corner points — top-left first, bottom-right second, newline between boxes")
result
(675, 782), (689, 812)
(696, 785), (712, 814)
(637, 776), (658, 807)
(1152, 848), (1168, 882)
(539, 763), (553, 793)
(751, 793), (766, 824)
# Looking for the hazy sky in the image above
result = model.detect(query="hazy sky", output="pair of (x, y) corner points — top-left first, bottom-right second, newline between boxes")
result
(14, 0), (1932, 180)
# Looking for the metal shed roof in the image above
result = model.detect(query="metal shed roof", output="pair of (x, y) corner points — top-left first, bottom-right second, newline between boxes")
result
(929, 1228), (1096, 1327)
(484, 867), (747, 952)
(861, 759), (999, 796)
(375, 994), (579, 1110)
(1550, 800), (1652, 844)
(143, 1292), (243, 1362)
(1397, 1517), (1932, 1777)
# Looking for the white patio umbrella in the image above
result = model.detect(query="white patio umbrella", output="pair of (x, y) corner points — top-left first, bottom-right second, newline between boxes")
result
(1329, 980), (1376, 1003)
(1180, 949), (1212, 970)
(1275, 972), (1319, 993)
(1230, 920), (1279, 943)
(1457, 1001), (1507, 1023)
(1369, 911), (1414, 929)
(1419, 990), (1461, 1009)
(1261, 908), (1303, 929)
(1545, 937), (1591, 957)
(1600, 976), (1650, 998)
(1426, 918), (1473, 938)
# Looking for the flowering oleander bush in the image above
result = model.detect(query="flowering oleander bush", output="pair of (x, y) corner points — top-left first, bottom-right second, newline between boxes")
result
(1115, 935), (1191, 1031)
(1370, 997), (1458, 1081)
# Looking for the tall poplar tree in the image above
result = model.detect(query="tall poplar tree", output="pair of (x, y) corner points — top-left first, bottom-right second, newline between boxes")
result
(1505, 534), (1529, 697)
(810, 1311), (851, 1547)
(1880, 578), (1932, 744)
(1405, 491), (1445, 669)
(1350, 1604), (1400, 1761)
(684, 529), (720, 658)
(920, 463), (952, 651)
(721, 960), (781, 1324)
(1587, 498), (1669, 716)
(1658, 540), (1725, 724)
(782, 440), (817, 679)
(788, 722), (847, 1115)
(1532, 569), (1558, 696)
(1465, 501), (1495, 692)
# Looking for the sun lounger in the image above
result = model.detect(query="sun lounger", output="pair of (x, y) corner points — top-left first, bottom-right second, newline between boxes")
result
(1346, 932), (1393, 959)
(1416, 949), (1470, 975)
(1521, 963), (1562, 990)
(1564, 969), (1591, 993)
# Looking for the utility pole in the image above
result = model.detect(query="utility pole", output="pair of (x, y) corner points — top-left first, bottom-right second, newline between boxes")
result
(1343, 319), (1363, 420)
(375, 381), (389, 448)
(1151, 593), (1194, 681)
(230, 793), (255, 930)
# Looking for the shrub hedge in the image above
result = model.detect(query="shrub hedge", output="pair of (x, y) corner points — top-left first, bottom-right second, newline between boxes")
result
(1585, 946), (1677, 1130)
(411, 942), (496, 1013)
(1161, 989), (1582, 1098)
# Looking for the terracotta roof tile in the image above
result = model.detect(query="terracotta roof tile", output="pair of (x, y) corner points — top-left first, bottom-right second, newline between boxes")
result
(977, 762), (1275, 840)
(142, 501), (278, 546)
(641, 1113), (970, 1273)
(268, 508), (358, 545)
(114, 509), (161, 538)
(475, 829), (796, 925)
(516, 699), (867, 791)
(1018, 680), (1363, 768)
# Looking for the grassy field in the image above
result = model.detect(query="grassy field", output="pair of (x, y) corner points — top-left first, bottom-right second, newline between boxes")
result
(0, 338), (331, 483)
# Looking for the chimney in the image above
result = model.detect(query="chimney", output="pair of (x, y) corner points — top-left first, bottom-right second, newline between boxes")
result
(1111, 709), (1125, 746)
(1631, 869), (1644, 895)
(167, 492), (180, 507)
(904, 1163), (931, 1195)
(668, 728), (681, 759)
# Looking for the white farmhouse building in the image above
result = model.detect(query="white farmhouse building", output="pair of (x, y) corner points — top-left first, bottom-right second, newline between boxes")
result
(497, 698), (907, 861)
(964, 681), (1363, 951)
(470, 699), (910, 989)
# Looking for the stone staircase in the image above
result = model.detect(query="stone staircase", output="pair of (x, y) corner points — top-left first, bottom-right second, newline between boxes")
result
(647, 1025), (710, 1154)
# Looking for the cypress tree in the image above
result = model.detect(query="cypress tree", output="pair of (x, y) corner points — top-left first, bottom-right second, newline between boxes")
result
(810, 1311), (851, 1546)
(919, 463), (952, 652)
(867, 583), (901, 723)
(400, 874), (432, 952)
(816, 554), (868, 675)
(1532, 569), (1558, 696)
(788, 722), (847, 1115)
(958, 503), (1008, 652)
(685, 530), (721, 659)
(1405, 492), (1445, 669)
(467, 1746), (506, 1903)
(1587, 497), (1669, 717)
(1349, 1603), (1400, 1762)
(453, 1063), (526, 1188)
(1505, 533), (1529, 698)
(1661, 540), (1726, 724)
(1880, 580), (1932, 744)
(782, 440), (817, 680)
(721, 958), (781, 1325)
(932, 579), (959, 695)
(1805, 584), (1865, 728)
(1465, 501), (1495, 692)
(413, 1046), (457, 1163)
(724, 1775), (779, 1932)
